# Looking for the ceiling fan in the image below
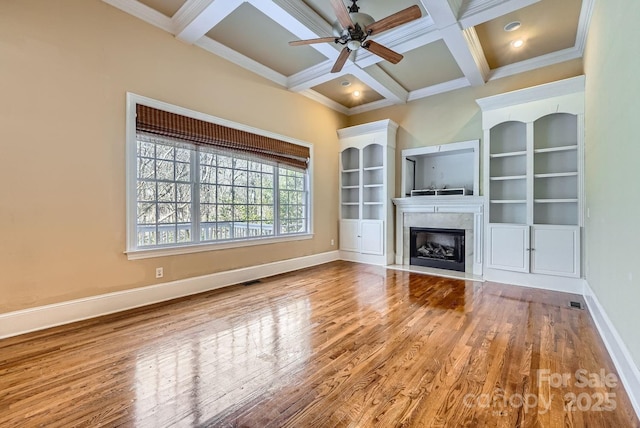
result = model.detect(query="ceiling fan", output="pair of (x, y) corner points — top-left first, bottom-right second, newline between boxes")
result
(289, 0), (422, 73)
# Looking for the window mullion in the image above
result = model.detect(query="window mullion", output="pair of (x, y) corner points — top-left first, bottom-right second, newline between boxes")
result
(192, 147), (200, 244)
(274, 165), (280, 237)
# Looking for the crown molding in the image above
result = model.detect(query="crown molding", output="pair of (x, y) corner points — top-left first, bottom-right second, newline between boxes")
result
(407, 77), (470, 102)
(488, 46), (582, 82)
(172, 0), (215, 35)
(458, 0), (539, 28)
(337, 119), (399, 139)
(476, 75), (585, 111)
(298, 89), (350, 115)
(176, 0), (244, 43)
(463, 27), (490, 80)
(574, 0), (595, 54)
(102, 0), (173, 32)
(347, 99), (397, 116)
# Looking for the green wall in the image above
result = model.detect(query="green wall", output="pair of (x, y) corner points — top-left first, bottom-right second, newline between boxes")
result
(584, 0), (640, 367)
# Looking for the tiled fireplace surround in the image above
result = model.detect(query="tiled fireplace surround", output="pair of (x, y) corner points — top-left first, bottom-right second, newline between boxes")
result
(392, 197), (484, 276)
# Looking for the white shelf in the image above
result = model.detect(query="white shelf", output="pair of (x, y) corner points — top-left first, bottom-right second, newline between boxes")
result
(341, 185), (360, 189)
(342, 168), (359, 173)
(534, 172), (578, 179)
(490, 150), (527, 158)
(534, 199), (578, 203)
(341, 202), (359, 206)
(363, 166), (383, 171)
(490, 175), (526, 181)
(490, 200), (527, 204)
(534, 145), (578, 154)
(364, 184), (383, 188)
(364, 202), (383, 206)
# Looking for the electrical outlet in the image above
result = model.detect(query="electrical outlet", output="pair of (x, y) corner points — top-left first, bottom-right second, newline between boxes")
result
(331, 239), (335, 246)
(156, 267), (163, 278)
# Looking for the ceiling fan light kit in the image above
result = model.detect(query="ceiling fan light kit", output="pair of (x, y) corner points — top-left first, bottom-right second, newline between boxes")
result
(289, 0), (422, 73)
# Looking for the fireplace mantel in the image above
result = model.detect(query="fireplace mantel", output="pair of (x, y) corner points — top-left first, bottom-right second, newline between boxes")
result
(392, 196), (484, 276)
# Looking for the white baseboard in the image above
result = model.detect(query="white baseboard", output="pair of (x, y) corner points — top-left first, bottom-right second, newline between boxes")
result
(0, 250), (340, 340)
(583, 281), (640, 419)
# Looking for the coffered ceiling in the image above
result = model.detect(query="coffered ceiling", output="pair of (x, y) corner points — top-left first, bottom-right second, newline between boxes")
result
(106, 0), (592, 115)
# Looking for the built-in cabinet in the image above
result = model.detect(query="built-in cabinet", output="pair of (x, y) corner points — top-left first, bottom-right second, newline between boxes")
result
(338, 120), (397, 265)
(477, 76), (584, 287)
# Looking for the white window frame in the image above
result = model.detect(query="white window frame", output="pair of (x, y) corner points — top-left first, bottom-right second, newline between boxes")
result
(125, 93), (313, 260)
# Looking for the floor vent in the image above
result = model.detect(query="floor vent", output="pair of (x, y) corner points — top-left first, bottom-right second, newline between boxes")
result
(569, 301), (583, 310)
(243, 279), (261, 286)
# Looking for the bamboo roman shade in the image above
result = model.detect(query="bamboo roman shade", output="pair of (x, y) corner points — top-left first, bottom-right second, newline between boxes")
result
(136, 104), (310, 170)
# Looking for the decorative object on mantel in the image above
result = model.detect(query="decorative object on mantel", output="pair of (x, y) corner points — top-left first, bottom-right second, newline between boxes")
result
(410, 187), (472, 197)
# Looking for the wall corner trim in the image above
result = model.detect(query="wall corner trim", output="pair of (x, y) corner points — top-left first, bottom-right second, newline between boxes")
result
(0, 251), (340, 340)
(583, 281), (640, 419)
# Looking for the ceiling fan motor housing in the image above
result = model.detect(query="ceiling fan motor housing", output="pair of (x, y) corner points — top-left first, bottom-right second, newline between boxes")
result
(332, 12), (375, 46)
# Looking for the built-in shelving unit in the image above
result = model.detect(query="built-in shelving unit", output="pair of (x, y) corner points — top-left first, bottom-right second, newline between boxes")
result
(477, 76), (585, 284)
(338, 119), (397, 265)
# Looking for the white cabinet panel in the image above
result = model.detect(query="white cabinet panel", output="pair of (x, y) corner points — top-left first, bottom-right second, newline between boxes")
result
(531, 225), (580, 277)
(360, 220), (383, 255)
(339, 220), (360, 252)
(478, 77), (584, 283)
(338, 120), (397, 265)
(487, 224), (529, 272)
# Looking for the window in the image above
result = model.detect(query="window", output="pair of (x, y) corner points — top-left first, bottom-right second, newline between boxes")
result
(127, 95), (312, 258)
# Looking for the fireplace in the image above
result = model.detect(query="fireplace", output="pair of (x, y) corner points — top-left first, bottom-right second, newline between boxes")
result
(410, 227), (465, 272)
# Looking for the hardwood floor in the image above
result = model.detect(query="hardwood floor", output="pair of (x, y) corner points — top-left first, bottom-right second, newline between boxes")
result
(1, 261), (637, 427)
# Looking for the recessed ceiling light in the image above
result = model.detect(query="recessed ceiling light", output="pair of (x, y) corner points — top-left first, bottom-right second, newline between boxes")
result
(511, 39), (524, 48)
(353, 90), (361, 97)
(504, 21), (521, 32)
(340, 80), (351, 87)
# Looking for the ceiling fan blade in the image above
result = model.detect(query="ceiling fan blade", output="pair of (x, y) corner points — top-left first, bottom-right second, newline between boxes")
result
(331, 47), (352, 73)
(330, 0), (354, 30)
(365, 5), (421, 35)
(289, 37), (338, 46)
(362, 40), (403, 64)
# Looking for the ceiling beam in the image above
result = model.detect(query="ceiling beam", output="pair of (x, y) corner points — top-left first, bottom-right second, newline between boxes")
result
(196, 37), (288, 86)
(175, 0), (245, 44)
(248, 0), (338, 60)
(288, 60), (358, 92)
(351, 65), (409, 104)
(354, 17), (441, 69)
(438, 23), (487, 86)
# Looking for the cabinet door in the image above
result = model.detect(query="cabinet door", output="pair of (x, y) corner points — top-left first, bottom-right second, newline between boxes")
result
(531, 225), (580, 277)
(487, 224), (530, 272)
(339, 220), (360, 252)
(360, 220), (383, 255)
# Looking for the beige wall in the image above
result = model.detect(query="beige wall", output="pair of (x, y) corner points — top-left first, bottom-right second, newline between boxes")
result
(583, 0), (640, 366)
(0, 0), (346, 313)
(348, 59), (583, 197)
